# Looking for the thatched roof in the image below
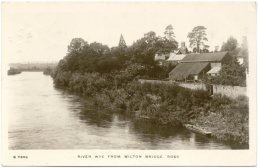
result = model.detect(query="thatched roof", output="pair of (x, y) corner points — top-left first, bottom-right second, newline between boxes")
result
(207, 66), (221, 74)
(169, 62), (210, 80)
(167, 53), (186, 61)
(181, 52), (228, 63)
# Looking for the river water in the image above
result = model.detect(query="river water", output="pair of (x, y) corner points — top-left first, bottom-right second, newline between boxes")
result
(6, 72), (239, 149)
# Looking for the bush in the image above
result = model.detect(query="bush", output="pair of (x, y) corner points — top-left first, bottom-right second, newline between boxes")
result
(205, 57), (246, 86)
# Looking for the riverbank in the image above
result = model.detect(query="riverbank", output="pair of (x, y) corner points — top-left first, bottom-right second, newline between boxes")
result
(52, 71), (249, 147)
(189, 95), (248, 146)
(7, 68), (22, 75)
(43, 67), (55, 75)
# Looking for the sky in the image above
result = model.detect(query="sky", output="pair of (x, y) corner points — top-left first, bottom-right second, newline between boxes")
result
(2, 2), (256, 64)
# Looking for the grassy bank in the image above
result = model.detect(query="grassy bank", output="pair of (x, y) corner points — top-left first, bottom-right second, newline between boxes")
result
(52, 71), (249, 146)
(190, 95), (249, 145)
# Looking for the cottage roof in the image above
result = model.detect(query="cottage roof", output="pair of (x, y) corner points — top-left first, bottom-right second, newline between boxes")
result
(207, 66), (221, 74)
(169, 62), (209, 81)
(155, 53), (169, 60)
(181, 52), (228, 63)
(167, 54), (186, 61)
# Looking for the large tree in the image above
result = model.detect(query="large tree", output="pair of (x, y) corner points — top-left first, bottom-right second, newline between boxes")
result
(67, 38), (87, 53)
(187, 26), (208, 53)
(130, 31), (178, 65)
(164, 24), (175, 41)
(221, 36), (248, 70)
(89, 42), (110, 55)
(221, 36), (239, 56)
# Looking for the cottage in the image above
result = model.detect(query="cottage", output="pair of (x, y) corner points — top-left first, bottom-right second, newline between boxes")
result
(166, 53), (186, 65)
(154, 53), (169, 66)
(154, 53), (169, 61)
(154, 41), (189, 66)
(169, 62), (210, 81)
(181, 51), (230, 65)
(207, 66), (221, 77)
(169, 52), (229, 81)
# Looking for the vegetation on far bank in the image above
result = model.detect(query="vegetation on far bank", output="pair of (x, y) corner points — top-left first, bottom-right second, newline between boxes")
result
(43, 67), (54, 75)
(7, 68), (22, 75)
(52, 71), (249, 145)
(51, 27), (249, 146)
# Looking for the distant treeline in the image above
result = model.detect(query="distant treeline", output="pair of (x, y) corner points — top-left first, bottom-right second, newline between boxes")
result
(9, 63), (57, 72)
(7, 68), (22, 75)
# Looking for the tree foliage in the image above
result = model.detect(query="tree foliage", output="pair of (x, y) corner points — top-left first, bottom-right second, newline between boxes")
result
(207, 57), (246, 86)
(240, 36), (249, 70)
(241, 36), (248, 58)
(130, 31), (178, 65)
(205, 36), (246, 86)
(164, 24), (175, 41)
(221, 37), (237, 52)
(187, 26), (208, 53)
(221, 36), (240, 56)
(222, 36), (249, 71)
(67, 38), (87, 53)
(53, 31), (178, 83)
(89, 42), (110, 55)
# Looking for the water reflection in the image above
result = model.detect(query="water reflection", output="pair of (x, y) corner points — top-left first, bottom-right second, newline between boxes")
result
(76, 99), (233, 149)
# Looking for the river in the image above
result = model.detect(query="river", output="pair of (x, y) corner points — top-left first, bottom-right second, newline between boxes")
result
(6, 72), (239, 149)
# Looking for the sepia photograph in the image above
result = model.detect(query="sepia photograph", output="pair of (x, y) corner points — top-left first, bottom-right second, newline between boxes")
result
(1, 1), (256, 166)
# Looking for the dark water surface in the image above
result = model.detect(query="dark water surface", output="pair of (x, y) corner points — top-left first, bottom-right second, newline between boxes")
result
(6, 72), (238, 149)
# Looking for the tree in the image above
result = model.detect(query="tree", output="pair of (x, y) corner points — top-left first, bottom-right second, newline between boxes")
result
(164, 24), (175, 41)
(57, 32), (178, 80)
(89, 42), (110, 55)
(187, 26), (208, 53)
(144, 31), (157, 44)
(110, 46), (129, 67)
(214, 46), (219, 52)
(240, 36), (249, 70)
(221, 36), (239, 56)
(201, 45), (210, 53)
(130, 31), (177, 66)
(207, 57), (246, 86)
(156, 38), (178, 54)
(205, 37), (246, 86)
(67, 38), (87, 53)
